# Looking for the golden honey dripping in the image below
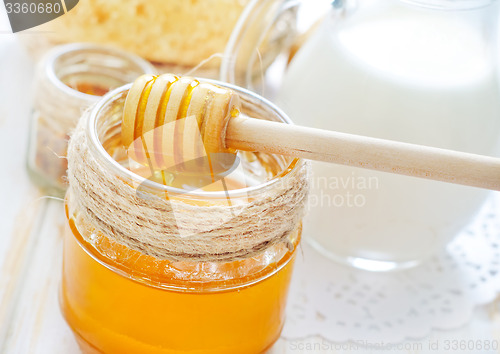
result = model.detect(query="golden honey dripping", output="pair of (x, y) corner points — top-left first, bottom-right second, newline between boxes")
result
(123, 74), (240, 177)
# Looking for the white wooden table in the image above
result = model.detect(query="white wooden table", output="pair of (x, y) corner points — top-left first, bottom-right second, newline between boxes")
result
(0, 6), (500, 354)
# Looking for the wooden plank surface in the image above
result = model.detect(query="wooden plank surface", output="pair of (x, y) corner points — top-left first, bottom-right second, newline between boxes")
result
(2, 200), (79, 354)
(0, 13), (45, 349)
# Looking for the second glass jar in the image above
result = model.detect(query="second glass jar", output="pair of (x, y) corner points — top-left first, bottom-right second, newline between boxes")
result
(27, 43), (155, 196)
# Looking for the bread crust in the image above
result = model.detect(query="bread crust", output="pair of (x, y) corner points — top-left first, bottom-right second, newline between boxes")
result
(39, 0), (250, 67)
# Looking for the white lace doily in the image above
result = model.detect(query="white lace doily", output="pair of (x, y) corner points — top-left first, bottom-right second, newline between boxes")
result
(283, 193), (500, 343)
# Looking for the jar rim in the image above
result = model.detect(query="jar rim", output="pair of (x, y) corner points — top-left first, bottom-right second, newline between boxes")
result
(44, 43), (155, 102)
(220, 0), (299, 93)
(86, 80), (304, 199)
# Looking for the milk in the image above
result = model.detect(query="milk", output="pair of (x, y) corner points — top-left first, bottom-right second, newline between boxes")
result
(277, 1), (500, 269)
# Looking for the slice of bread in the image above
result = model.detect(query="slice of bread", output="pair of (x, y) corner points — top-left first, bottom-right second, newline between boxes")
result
(38, 0), (250, 68)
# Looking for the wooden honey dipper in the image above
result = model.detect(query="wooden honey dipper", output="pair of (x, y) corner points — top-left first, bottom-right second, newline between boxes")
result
(122, 74), (500, 190)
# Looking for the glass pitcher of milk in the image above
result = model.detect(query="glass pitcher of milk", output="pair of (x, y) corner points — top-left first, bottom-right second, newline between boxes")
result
(277, 0), (500, 271)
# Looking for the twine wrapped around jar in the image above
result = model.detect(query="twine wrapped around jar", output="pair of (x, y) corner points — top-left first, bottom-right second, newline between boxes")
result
(67, 104), (309, 263)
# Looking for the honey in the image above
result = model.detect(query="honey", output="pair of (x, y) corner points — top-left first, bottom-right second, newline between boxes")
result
(65, 81), (110, 96)
(62, 204), (299, 354)
(62, 83), (307, 353)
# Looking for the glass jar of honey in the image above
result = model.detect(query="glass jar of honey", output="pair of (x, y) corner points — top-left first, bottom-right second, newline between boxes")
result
(62, 82), (308, 353)
(27, 43), (155, 196)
